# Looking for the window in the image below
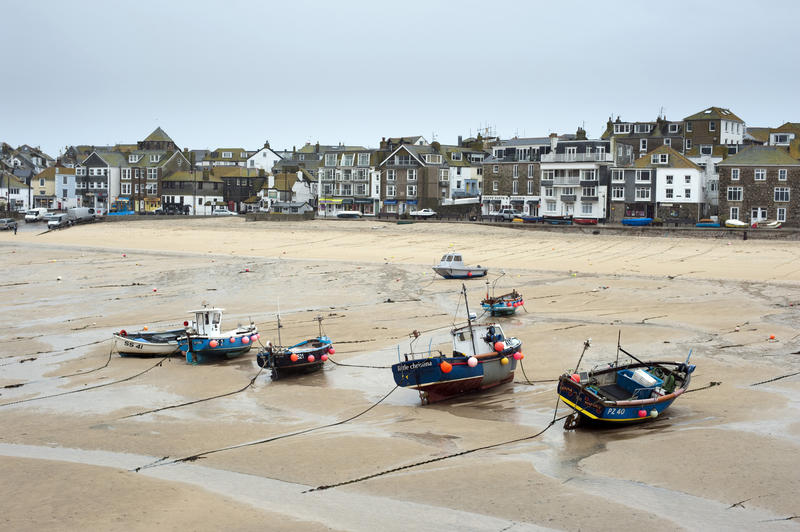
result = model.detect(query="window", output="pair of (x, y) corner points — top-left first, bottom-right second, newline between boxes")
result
(666, 175), (674, 185)
(777, 207), (787, 222)
(544, 187), (554, 197)
(612, 186), (624, 200)
(492, 181), (498, 192)
(731, 168), (740, 180)
(709, 121), (716, 132)
(700, 145), (712, 156)
(128, 154), (138, 163)
(684, 175), (692, 184)
(775, 187), (790, 202)
(341, 154), (354, 166)
(493, 165), (499, 174)
(546, 200), (556, 212)
(779, 169), (787, 181)
(147, 168), (158, 180)
(450, 152), (462, 161)
(581, 169), (596, 181)
(122, 168), (131, 180)
(358, 153), (370, 166)
(512, 180), (518, 194)
(439, 168), (449, 181)
(635, 124), (652, 134)
(512, 165), (518, 177)
(640, 139), (647, 151)
(613, 123), (631, 134)
(541, 170), (555, 181)
(585, 146), (593, 155)
(406, 185), (417, 197)
(527, 180), (534, 194)
(730, 207), (739, 220)
(774, 134), (790, 145)
(612, 169), (624, 182)
(685, 188), (691, 199)
(121, 183), (131, 195)
(664, 138), (671, 147)
(669, 124), (679, 133)
(407, 169), (417, 181)
(240, 152), (247, 158)
(566, 147), (577, 159)
(582, 186), (596, 197)
(728, 145), (738, 155)
(685, 139), (693, 150)
(386, 185), (396, 197)
(686, 122), (693, 132)
(424, 154), (442, 164)
(149, 154), (160, 163)
(666, 188), (673, 199)
(387, 169), (396, 181)
(322, 183), (333, 195)
(635, 170), (651, 182)
(222, 152), (232, 158)
(39, 178), (45, 186)
(325, 154), (337, 166)
(754, 169), (766, 181)
(528, 164), (535, 177)
(727, 187), (743, 201)
(635, 187), (651, 200)
(651, 153), (668, 164)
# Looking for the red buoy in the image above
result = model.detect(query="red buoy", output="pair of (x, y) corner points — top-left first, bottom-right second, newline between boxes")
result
(638, 409), (647, 418)
(440, 360), (453, 373)
(494, 341), (505, 352)
(290, 353), (299, 362)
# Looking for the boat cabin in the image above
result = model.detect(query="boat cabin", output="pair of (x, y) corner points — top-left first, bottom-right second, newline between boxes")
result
(452, 323), (504, 357)
(439, 254), (464, 266)
(189, 308), (224, 336)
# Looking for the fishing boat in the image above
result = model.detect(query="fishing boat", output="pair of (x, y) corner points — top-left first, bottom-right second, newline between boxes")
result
(480, 276), (523, 316)
(753, 219), (782, 229)
(724, 219), (748, 228)
(391, 284), (523, 403)
(542, 215), (573, 225)
(557, 340), (695, 426)
(621, 217), (652, 226)
(433, 252), (487, 279)
(178, 307), (258, 364)
(112, 327), (184, 356)
(573, 218), (598, 225)
(256, 317), (334, 379)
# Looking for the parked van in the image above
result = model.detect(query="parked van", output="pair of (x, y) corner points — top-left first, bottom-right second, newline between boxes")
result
(47, 213), (71, 230)
(24, 208), (49, 222)
(67, 207), (98, 223)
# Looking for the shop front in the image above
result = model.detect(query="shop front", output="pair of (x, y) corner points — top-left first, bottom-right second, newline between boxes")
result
(481, 194), (508, 215)
(510, 196), (540, 216)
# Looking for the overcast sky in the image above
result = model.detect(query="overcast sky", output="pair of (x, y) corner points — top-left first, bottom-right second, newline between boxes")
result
(2, 0), (799, 157)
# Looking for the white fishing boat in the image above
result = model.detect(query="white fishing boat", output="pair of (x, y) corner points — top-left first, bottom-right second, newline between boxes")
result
(724, 219), (748, 228)
(432, 252), (488, 279)
(112, 328), (184, 356)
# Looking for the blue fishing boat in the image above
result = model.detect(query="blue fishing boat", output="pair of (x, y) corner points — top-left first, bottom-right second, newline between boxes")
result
(557, 341), (695, 426)
(256, 317), (334, 379)
(480, 276), (523, 317)
(178, 307), (259, 364)
(696, 220), (721, 228)
(392, 285), (523, 403)
(621, 217), (652, 226)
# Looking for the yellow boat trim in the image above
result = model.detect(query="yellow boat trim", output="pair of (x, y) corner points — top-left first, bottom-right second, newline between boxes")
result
(559, 394), (653, 422)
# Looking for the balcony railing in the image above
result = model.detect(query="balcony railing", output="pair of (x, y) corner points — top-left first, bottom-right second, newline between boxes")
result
(541, 153), (613, 163)
(553, 176), (580, 186)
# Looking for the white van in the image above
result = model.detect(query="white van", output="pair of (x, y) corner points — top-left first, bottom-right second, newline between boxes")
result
(24, 208), (49, 222)
(67, 207), (97, 223)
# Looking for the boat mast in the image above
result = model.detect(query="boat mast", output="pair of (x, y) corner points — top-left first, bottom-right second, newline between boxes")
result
(462, 283), (478, 357)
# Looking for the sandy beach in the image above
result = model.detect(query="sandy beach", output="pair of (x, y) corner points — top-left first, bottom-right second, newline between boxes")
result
(1, 218), (799, 531)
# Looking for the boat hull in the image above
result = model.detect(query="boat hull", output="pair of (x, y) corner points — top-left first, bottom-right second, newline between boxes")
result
(392, 342), (521, 403)
(178, 328), (257, 364)
(256, 336), (332, 379)
(621, 218), (652, 226)
(112, 330), (183, 357)
(433, 266), (488, 279)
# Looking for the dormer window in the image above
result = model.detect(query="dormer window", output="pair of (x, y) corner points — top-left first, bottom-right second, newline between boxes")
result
(773, 134), (791, 145)
(128, 154), (138, 163)
(424, 154), (442, 164)
(341, 154), (354, 166)
(451, 152), (462, 161)
(222, 152), (232, 158)
(700, 145), (713, 156)
(240, 152), (247, 158)
(149, 154), (160, 163)
(669, 124), (679, 133)
(613, 123), (631, 134)
(651, 153), (669, 164)
(634, 124), (652, 134)
(357, 153), (370, 166)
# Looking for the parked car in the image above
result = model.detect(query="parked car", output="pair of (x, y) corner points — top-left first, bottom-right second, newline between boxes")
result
(409, 208), (437, 217)
(0, 218), (18, 230)
(24, 208), (48, 222)
(212, 208), (237, 216)
(43, 212), (59, 223)
(67, 207), (98, 223)
(493, 208), (524, 221)
(47, 213), (71, 230)
(336, 210), (362, 219)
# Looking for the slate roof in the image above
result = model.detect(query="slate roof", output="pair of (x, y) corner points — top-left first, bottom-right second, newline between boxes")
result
(684, 106), (743, 122)
(718, 146), (800, 166)
(633, 145), (700, 169)
(745, 127), (771, 143)
(144, 127), (174, 143)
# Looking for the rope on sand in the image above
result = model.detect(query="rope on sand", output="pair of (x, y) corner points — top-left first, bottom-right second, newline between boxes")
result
(750, 371), (800, 387)
(3, 343), (115, 389)
(133, 385), (399, 472)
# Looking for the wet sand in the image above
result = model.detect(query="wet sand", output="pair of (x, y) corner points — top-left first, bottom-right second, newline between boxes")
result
(1, 218), (799, 531)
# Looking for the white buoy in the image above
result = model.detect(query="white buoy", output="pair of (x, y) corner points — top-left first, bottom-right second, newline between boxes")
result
(650, 409), (658, 417)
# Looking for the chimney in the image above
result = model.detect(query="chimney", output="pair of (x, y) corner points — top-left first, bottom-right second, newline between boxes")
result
(379, 137), (387, 150)
(458, 135), (462, 147)
(549, 133), (558, 151)
(315, 141), (319, 153)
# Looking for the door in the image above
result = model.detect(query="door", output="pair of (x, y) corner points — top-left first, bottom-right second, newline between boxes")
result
(750, 207), (767, 222)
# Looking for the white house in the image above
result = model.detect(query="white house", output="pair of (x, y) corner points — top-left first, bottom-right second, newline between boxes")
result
(246, 144), (283, 173)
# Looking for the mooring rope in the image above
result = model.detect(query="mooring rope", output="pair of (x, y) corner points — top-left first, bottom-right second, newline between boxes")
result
(0, 355), (170, 408)
(750, 371), (800, 387)
(133, 385), (399, 472)
(304, 413), (573, 493)
(3, 343), (116, 390)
